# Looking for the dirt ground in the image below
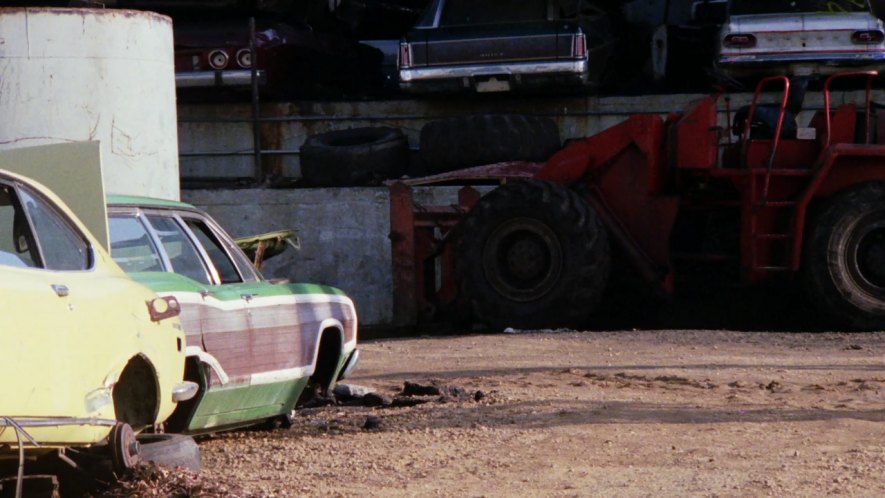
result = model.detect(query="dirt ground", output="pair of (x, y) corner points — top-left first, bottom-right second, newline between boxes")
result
(135, 327), (885, 497)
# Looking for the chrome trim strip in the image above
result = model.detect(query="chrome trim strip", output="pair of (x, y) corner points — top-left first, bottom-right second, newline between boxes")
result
(340, 349), (360, 379)
(172, 381), (199, 402)
(0, 417), (117, 428)
(719, 52), (885, 63)
(175, 69), (266, 88)
(185, 346), (230, 385)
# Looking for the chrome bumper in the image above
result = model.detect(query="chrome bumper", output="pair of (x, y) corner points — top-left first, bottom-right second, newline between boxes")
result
(400, 59), (588, 83)
(176, 69), (266, 88)
(719, 51), (885, 65)
(172, 381), (199, 403)
(340, 349), (360, 380)
(0, 416), (117, 429)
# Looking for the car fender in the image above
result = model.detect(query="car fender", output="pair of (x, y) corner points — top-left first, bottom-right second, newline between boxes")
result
(184, 345), (230, 385)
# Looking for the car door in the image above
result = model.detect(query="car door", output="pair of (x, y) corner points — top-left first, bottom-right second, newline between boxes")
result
(133, 211), (251, 385)
(0, 179), (114, 421)
(178, 214), (310, 382)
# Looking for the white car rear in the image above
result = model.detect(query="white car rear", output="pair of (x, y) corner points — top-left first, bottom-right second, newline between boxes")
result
(717, 1), (885, 79)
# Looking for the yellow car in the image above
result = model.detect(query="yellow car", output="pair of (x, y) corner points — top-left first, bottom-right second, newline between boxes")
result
(0, 166), (195, 474)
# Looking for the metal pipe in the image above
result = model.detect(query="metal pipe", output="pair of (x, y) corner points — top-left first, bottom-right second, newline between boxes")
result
(249, 17), (263, 185)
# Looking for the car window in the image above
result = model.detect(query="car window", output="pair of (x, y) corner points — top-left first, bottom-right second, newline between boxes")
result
(109, 215), (165, 272)
(147, 215), (211, 285)
(730, 0), (869, 15)
(440, 0), (548, 25)
(183, 218), (243, 284)
(0, 184), (37, 268)
(17, 186), (90, 271)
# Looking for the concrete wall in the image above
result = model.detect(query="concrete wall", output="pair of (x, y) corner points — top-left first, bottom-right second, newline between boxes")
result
(178, 93), (714, 182)
(178, 88), (879, 183)
(183, 186), (475, 326)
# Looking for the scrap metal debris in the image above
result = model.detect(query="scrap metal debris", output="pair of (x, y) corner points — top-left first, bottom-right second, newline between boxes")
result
(93, 462), (255, 498)
(334, 381), (483, 408)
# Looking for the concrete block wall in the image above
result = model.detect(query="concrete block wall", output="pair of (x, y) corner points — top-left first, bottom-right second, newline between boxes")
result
(183, 186), (477, 327)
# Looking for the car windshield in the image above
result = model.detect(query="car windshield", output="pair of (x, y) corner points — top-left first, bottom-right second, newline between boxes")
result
(730, 0), (870, 15)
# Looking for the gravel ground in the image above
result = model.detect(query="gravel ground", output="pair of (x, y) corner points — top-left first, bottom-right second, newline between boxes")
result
(95, 328), (885, 497)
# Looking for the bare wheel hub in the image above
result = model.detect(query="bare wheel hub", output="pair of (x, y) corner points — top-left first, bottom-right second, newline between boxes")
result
(483, 217), (562, 302)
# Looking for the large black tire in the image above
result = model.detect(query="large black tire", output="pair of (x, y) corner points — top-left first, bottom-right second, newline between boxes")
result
(417, 114), (560, 175)
(455, 179), (610, 330)
(804, 182), (885, 330)
(300, 126), (408, 186)
(137, 434), (201, 473)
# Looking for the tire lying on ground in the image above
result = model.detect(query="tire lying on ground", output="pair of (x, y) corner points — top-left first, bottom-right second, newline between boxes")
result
(803, 181), (885, 330)
(300, 126), (408, 186)
(455, 179), (610, 330)
(417, 114), (561, 175)
(136, 434), (201, 473)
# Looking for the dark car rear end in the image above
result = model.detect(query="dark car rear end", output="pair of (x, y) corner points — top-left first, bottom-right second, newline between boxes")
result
(399, 0), (610, 92)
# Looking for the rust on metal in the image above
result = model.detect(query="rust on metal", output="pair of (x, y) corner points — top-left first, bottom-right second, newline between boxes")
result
(389, 181), (481, 325)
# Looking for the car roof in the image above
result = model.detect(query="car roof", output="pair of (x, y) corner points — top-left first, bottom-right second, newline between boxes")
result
(107, 194), (196, 211)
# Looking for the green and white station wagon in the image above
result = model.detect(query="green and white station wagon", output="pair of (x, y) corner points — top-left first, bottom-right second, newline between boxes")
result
(106, 195), (359, 434)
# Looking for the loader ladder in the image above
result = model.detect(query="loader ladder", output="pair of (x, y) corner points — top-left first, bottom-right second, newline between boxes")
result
(740, 75), (801, 273)
(744, 72), (877, 274)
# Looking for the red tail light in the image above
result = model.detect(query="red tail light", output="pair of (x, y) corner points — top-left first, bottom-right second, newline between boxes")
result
(723, 33), (757, 48)
(399, 42), (411, 68)
(208, 49), (229, 70)
(574, 31), (587, 58)
(236, 48), (252, 68)
(852, 30), (885, 44)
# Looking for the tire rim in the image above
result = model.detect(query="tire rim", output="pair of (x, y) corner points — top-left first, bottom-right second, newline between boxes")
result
(482, 217), (562, 302)
(847, 212), (885, 298)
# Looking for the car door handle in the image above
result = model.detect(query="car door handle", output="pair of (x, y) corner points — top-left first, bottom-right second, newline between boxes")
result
(51, 284), (69, 297)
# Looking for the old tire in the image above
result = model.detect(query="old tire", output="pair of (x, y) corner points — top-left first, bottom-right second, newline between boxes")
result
(417, 114), (560, 175)
(455, 179), (610, 330)
(804, 182), (885, 329)
(137, 434), (201, 473)
(300, 126), (408, 186)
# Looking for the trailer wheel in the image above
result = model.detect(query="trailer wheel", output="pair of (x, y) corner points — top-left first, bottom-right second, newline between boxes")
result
(300, 126), (408, 186)
(456, 179), (610, 330)
(804, 182), (885, 329)
(417, 114), (560, 175)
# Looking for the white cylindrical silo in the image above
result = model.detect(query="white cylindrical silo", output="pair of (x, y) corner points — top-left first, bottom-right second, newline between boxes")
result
(0, 8), (179, 200)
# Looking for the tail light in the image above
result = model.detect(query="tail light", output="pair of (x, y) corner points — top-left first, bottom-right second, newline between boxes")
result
(573, 30), (587, 58)
(208, 49), (229, 70)
(723, 33), (757, 48)
(236, 48), (252, 68)
(399, 42), (411, 68)
(852, 30), (885, 44)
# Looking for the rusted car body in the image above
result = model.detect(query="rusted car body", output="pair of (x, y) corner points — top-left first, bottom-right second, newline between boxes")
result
(0, 155), (192, 473)
(107, 195), (359, 433)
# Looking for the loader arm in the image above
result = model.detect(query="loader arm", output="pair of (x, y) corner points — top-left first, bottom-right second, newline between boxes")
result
(535, 113), (680, 291)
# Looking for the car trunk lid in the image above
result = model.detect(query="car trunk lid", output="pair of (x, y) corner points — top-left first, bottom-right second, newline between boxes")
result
(408, 21), (578, 66)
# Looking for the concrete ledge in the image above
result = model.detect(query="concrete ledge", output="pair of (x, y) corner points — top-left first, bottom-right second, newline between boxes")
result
(183, 186), (480, 326)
